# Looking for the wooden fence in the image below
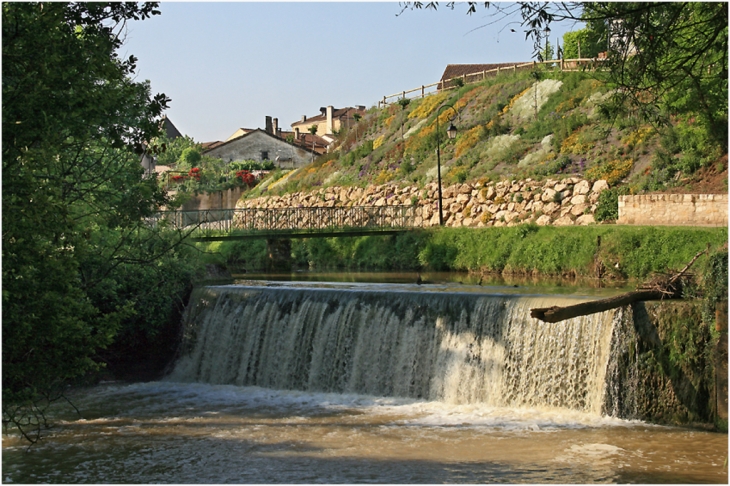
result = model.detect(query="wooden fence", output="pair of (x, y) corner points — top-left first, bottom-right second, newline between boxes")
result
(378, 58), (606, 108)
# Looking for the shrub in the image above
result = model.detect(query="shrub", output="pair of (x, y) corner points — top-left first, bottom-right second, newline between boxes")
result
(594, 186), (629, 222)
(586, 159), (633, 184)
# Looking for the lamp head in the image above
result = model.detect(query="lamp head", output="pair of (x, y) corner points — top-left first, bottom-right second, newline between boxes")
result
(446, 122), (457, 140)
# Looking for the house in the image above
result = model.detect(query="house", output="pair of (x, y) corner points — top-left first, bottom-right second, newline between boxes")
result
(438, 63), (528, 89)
(290, 105), (367, 138)
(203, 118), (321, 169)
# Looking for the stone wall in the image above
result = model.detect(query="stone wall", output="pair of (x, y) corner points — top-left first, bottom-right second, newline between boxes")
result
(238, 177), (611, 227)
(181, 187), (248, 211)
(618, 194), (728, 226)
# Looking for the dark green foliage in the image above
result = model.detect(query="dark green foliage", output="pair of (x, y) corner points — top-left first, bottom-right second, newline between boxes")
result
(229, 160), (276, 171)
(2, 2), (203, 442)
(342, 140), (374, 167)
(151, 133), (199, 167)
(179, 146), (202, 167)
(594, 186), (630, 222)
(562, 28), (603, 59)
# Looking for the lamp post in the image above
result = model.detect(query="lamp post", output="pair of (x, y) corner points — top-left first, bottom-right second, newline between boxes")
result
(435, 104), (458, 226)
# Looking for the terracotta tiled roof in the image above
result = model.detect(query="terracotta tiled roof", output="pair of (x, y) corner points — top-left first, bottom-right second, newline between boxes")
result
(291, 133), (329, 154)
(201, 141), (225, 150)
(202, 129), (319, 155)
(290, 106), (367, 127)
(439, 63), (527, 82)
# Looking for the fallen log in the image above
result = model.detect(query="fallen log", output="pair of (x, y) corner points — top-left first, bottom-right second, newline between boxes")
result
(530, 248), (709, 323)
(530, 290), (669, 323)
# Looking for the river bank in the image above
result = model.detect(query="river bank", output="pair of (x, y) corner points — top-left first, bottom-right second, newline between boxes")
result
(198, 224), (727, 280)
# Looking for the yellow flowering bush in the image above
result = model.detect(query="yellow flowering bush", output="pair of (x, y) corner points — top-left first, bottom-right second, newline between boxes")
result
(408, 92), (448, 119)
(585, 159), (633, 185)
(384, 115), (396, 129)
(455, 125), (484, 158)
(622, 126), (654, 150)
(373, 135), (386, 149)
(374, 170), (395, 184)
(560, 131), (594, 154)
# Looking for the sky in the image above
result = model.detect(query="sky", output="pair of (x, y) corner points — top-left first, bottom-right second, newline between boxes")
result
(122, 2), (582, 143)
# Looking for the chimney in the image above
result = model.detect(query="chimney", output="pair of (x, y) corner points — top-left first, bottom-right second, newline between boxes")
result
(301, 115), (307, 123)
(265, 116), (273, 134)
(320, 107), (326, 116)
(326, 105), (334, 135)
(357, 105), (366, 111)
(272, 117), (279, 136)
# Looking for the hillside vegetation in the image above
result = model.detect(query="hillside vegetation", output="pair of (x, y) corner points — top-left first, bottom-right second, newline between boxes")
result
(252, 69), (727, 200)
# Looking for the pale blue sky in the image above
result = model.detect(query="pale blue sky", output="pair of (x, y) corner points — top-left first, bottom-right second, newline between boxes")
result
(122, 2), (581, 143)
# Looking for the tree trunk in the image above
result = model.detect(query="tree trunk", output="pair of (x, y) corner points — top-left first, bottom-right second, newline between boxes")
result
(530, 290), (670, 323)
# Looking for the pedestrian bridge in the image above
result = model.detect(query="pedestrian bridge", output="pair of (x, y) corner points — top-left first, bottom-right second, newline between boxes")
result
(152, 205), (417, 241)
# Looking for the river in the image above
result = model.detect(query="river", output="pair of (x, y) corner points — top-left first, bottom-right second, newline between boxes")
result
(2, 279), (727, 483)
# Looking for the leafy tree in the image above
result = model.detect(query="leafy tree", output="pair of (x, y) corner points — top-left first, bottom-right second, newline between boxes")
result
(179, 146), (203, 168)
(3, 2), (200, 443)
(562, 28), (603, 59)
(150, 133), (199, 167)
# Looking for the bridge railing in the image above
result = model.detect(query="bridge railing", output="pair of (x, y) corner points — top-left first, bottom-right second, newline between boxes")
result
(152, 205), (417, 238)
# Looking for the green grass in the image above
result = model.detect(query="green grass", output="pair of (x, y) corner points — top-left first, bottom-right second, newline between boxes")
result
(199, 225), (727, 280)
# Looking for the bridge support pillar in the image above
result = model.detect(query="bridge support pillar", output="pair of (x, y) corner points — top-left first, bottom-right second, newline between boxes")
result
(266, 238), (292, 272)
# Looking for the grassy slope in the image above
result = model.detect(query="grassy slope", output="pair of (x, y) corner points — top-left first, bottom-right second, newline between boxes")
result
(250, 69), (727, 199)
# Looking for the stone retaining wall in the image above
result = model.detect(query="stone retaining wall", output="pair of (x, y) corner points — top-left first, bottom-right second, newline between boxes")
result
(181, 187), (247, 212)
(618, 194), (728, 226)
(238, 178), (611, 227)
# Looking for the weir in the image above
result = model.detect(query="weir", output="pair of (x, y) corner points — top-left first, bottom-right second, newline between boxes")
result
(168, 285), (627, 415)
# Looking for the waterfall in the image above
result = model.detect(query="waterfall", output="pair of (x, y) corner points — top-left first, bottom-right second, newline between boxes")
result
(168, 285), (621, 414)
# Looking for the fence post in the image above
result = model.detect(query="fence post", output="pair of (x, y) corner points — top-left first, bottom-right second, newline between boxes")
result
(421, 85), (425, 98)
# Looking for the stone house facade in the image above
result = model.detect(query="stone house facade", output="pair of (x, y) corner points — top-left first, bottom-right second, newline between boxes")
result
(202, 129), (316, 169)
(291, 105), (367, 138)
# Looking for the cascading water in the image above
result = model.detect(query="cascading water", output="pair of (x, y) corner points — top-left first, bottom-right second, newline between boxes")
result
(7, 283), (726, 484)
(168, 284), (621, 415)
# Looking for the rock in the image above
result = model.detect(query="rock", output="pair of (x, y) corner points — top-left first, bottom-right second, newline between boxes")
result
(554, 182), (568, 193)
(543, 202), (560, 215)
(592, 179), (609, 193)
(536, 214), (552, 226)
(571, 204), (589, 216)
(570, 194), (587, 205)
(553, 215), (575, 226)
(576, 214), (596, 225)
(574, 180), (591, 195)
(541, 188), (557, 202)
(456, 193), (470, 204)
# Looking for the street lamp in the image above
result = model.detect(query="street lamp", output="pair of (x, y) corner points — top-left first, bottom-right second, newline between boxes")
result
(435, 103), (458, 226)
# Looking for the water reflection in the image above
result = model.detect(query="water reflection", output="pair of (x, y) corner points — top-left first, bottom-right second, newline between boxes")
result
(231, 271), (634, 298)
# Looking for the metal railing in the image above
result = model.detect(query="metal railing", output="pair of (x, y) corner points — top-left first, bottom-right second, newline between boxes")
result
(378, 58), (607, 107)
(151, 205), (417, 240)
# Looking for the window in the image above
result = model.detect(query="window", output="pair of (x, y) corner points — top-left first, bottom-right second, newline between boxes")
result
(260, 151), (269, 161)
